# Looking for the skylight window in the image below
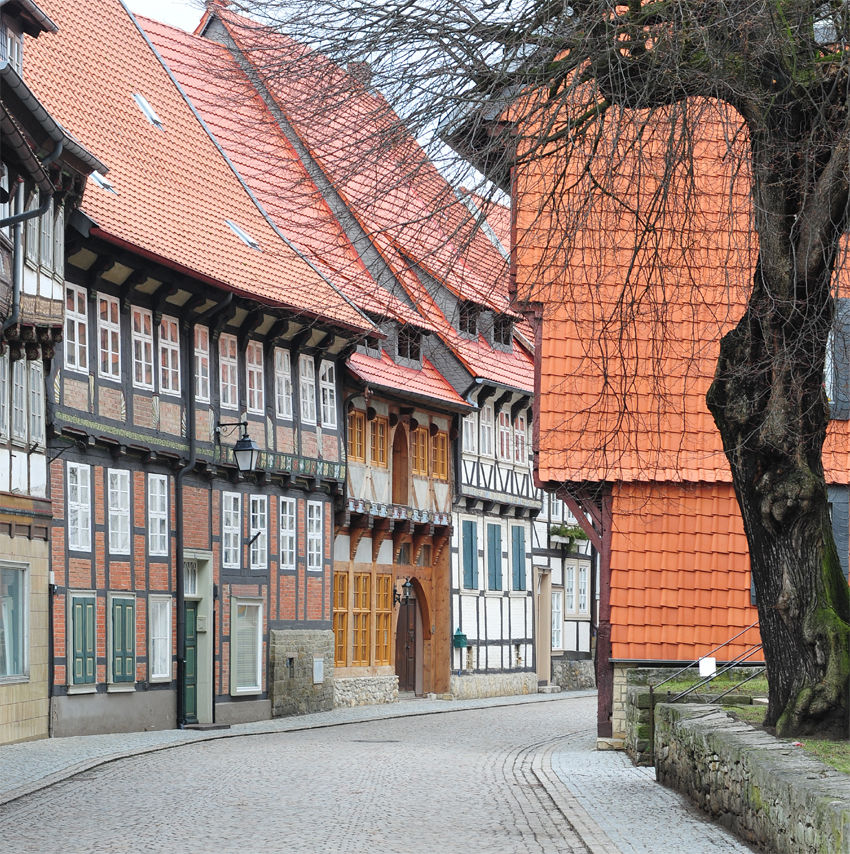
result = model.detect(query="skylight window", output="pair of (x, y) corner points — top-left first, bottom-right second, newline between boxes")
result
(225, 219), (260, 250)
(90, 171), (117, 194)
(132, 93), (163, 130)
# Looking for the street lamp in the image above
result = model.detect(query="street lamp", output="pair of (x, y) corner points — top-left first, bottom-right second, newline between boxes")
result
(393, 576), (414, 607)
(216, 421), (261, 474)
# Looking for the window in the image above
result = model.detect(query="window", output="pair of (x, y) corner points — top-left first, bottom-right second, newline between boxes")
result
(159, 315), (180, 395)
(246, 341), (264, 414)
(148, 474), (168, 556)
(432, 431), (448, 480)
(494, 316), (513, 347)
(514, 415), (527, 464)
(98, 294), (121, 380)
(511, 525), (526, 591)
(219, 333), (238, 409)
(0, 352), (7, 437)
(374, 574), (392, 665)
(10, 360), (25, 443)
(333, 571), (348, 666)
(411, 427), (428, 475)
(565, 565), (576, 614)
(149, 596), (171, 681)
(67, 462), (91, 551)
(5, 30), (21, 73)
(348, 410), (365, 461)
(398, 327), (421, 361)
(480, 404), (494, 456)
(69, 593), (96, 685)
(54, 205), (65, 279)
(249, 495), (267, 569)
(370, 416), (388, 466)
(222, 492), (241, 568)
(462, 519), (478, 589)
(550, 494), (563, 520)
(462, 414), (477, 454)
(319, 360), (337, 428)
(307, 500), (323, 572)
(184, 560), (198, 597)
(65, 284), (88, 372)
(280, 497), (296, 570)
(194, 326), (210, 402)
(498, 411), (512, 461)
(274, 348), (292, 419)
(0, 563), (26, 678)
(25, 192), (38, 263)
(40, 198), (53, 269)
(299, 355), (316, 424)
(487, 523), (502, 591)
(578, 565), (589, 615)
(551, 591), (563, 650)
(131, 307), (154, 390)
(459, 302), (478, 335)
(107, 469), (131, 555)
(109, 595), (135, 685)
(29, 362), (44, 447)
(0, 165), (9, 240)
(352, 573), (370, 666)
(231, 599), (262, 694)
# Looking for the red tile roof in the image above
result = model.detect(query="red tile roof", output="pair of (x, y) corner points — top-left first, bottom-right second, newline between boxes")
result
(23, 0), (373, 333)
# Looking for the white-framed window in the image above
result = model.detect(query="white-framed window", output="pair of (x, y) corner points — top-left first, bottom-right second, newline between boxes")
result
(148, 595), (172, 682)
(299, 355), (316, 424)
(98, 293), (121, 380)
(274, 348), (293, 419)
(550, 494), (563, 520)
(0, 351), (8, 438)
(551, 590), (563, 650)
(498, 410), (512, 461)
(246, 341), (264, 414)
(159, 315), (180, 395)
(107, 469), (131, 555)
(131, 307), (154, 390)
(565, 564), (576, 614)
(0, 561), (28, 679)
(54, 205), (65, 280)
(514, 414), (527, 464)
(25, 192), (39, 263)
(280, 497), (296, 570)
(222, 492), (241, 568)
(231, 598), (262, 694)
(249, 495), (267, 569)
(319, 360), (337, 428)
(480, 403), (494, 456)
(65, 284), (88, 373)
(148, 473), (168, 556)
(194, 325), (210, 402)
(578, 565), (589, 615)
(0, 168), (9, 240)
(107, 593), (135, 686)
(39, 198), (54, 269)
(29, 361), (44, 447)
(10, 359), (25, 443)
(462, 413), (477, 454)
(307, 500), (323, 571)
(219, 333), (238, 410)
(67, 462), (91, 551)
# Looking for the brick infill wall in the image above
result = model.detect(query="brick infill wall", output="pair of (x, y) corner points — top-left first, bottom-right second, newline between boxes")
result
(655, 703), (850, 853)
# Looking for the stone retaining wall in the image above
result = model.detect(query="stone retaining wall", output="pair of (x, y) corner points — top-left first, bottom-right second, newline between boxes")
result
(551, 659), (595, 691)
(655, 703), (850, 853)
(269, 629), (334, 717)
(449, 672), (538, 700)
(333, 676), (398, 707)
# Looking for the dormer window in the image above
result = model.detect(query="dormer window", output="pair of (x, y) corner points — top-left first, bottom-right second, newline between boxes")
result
(132, 93), (164, 130)
(459, 302), (478, 336)
(398, 327), (421, 361)
(493, 316), (513, 347)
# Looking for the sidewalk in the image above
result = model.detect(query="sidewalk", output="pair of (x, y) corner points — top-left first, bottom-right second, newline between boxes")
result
(0, 689), (596, 808)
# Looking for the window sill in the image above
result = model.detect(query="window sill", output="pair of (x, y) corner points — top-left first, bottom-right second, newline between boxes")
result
(0, 675), (30, 685)
(66, 683), (97, 695)
(231, 687), (261, 697)
(107, 683), (136, 693)
(148, 676), (171, 684)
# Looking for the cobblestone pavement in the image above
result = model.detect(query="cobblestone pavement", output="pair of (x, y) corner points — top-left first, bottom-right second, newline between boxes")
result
(0, 693), (755, 854)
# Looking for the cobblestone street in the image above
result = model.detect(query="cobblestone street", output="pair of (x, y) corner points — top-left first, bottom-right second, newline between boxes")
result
(0, 694), (754, 854)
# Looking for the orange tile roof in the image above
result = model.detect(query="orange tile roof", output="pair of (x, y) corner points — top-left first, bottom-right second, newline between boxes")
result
(23, 0), (373, 333)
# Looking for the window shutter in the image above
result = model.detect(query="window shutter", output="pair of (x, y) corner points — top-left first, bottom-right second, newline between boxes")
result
(462, 520), (477, 588)
(73, 597), (96, 684)
(831, 297), (850, 419)
(487, 524), (502, 590)
(112, 599), (135, 683)
(512, 526), (526, 591)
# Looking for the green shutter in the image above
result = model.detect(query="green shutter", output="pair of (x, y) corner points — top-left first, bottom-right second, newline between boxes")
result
(72, 596), (95, 685)
(111, 598), (135, 683)
(512, 526), (526, 591)
(462, 520), (478, 588)
(487, 524), (502, 591)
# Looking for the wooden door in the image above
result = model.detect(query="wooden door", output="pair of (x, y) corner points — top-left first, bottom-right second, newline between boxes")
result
(184, 601), (198, 724)
(395, 599), (417, 692)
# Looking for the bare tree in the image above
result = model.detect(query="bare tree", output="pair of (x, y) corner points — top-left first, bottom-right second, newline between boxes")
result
(220, 0), (850, 736)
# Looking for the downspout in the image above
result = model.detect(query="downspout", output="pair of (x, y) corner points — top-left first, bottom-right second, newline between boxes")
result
(175, 292), (233, 728)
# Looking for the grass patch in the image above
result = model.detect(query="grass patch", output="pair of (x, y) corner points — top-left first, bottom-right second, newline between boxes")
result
(724, 703), (766, 725)
(653, 673), (769, 699)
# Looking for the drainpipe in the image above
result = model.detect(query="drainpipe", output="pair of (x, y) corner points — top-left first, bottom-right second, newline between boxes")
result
(175, 292), (233, 728)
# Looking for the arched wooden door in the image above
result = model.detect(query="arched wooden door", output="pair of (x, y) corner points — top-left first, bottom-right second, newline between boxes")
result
(395, 596), (418, 692)
(391, 425), (409, 505)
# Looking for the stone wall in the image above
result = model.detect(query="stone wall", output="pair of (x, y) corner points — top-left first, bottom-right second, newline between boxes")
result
(333, 676), (398, 707)
(625, 685), (653, 766)
(552, 659), (595, 691)
(449, 672), (538, 700)
(269, 629), (334, 717)
(655, 703), (850, 853)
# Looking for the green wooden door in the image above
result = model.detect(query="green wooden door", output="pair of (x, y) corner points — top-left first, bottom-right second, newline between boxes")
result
(184, 602), (198, 724)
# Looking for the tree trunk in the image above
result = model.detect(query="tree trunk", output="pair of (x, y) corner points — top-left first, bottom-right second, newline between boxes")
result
(707, 257), (850, 738)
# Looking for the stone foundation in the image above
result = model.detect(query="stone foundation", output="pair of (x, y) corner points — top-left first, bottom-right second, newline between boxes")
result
(656, 703), (850, 854)
(449, 672), (538, 700)
(269, 629), (334, 717)
(552, 659), (595, 691)
(333, 676), (398, 707)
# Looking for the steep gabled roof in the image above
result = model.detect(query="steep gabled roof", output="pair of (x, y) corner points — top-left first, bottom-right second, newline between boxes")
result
(23, 0), (373, 334)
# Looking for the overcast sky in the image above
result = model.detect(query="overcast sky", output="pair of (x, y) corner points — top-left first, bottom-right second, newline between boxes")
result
(124, 0), (204, 31)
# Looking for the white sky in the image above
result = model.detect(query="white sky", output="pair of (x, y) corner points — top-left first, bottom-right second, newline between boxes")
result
(123, 0), (205, 31)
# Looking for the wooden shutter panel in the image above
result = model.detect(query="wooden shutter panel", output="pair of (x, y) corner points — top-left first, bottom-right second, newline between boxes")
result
(831, 297), (850, 419)
(112, 598), (135, 683)
(512, 526), (526, 591)
(462, 520), (477, 588)
(73, 597), (96, 685)
(487, 524), (502, 590)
